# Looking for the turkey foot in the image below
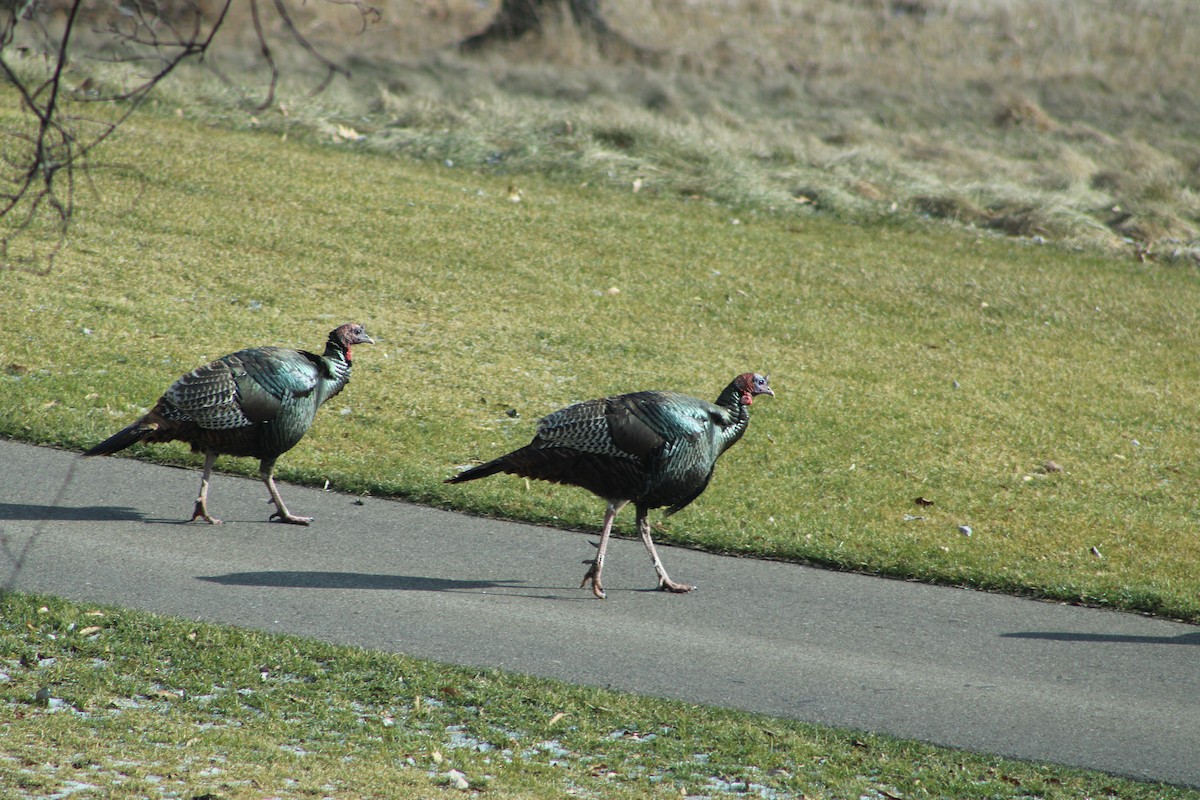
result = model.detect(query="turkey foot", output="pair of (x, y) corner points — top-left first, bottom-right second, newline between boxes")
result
(269, 510), (312, 526)
(189, 500), (222, 525)
(657, 577), (695, 594)
(580, 560), (607, 599)
(264, 473), (311, 525)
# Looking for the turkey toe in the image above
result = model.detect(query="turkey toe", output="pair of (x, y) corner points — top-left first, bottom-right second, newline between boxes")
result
(189, 503), (221, 525)
(580, 561), (607, 599)
(270, 511), (313, 526)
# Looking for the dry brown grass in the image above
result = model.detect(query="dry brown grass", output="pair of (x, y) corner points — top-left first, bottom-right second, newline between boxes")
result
(15, 0), (1200, 262)
(179, 0), (1199, 261)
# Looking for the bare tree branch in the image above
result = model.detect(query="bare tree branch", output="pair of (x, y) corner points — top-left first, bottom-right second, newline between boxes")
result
(0, 0), (377, 274)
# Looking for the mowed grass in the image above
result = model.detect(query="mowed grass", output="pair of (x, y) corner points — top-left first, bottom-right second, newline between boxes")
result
(2, 90), (1200, 624)
(3, 590), (1194, 799)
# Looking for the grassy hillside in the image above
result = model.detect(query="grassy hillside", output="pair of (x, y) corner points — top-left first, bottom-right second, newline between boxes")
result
(1, 92), (1198, 621)
(156, 0), (1200, 264)
(9, 0), (1199, 266)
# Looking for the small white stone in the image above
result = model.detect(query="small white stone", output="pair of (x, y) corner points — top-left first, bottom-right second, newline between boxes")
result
(445, 770), (469, 790)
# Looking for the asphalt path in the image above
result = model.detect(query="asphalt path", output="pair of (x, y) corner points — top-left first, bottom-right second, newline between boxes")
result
(2, 437), (1199, 789)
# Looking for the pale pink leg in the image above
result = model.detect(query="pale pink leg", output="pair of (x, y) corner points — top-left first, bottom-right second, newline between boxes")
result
(581, 500), (626, 599)
(638, 510), (694, 593)
(189, 452), (222, 524)
(263, 461), (311, 525)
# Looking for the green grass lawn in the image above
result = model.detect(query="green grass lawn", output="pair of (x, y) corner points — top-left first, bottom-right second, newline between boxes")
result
(3, 591), (1194, 799)
(2, 92), (1199, 622)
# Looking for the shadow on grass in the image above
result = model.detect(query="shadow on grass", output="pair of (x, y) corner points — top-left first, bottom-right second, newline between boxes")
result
(0, 502), (144, 521)
(1002, 630), (1200, 646)
(198, 570), (527, 593)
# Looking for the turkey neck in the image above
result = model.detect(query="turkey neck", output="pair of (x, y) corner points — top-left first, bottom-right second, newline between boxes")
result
(319, 335), (355, 401)
(711, 379), (754, 454)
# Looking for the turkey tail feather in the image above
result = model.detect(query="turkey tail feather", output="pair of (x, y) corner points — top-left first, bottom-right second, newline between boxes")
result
(445, 459), (508, 484)
(83, 421), (158, 457)
(447, 445), (644, 501)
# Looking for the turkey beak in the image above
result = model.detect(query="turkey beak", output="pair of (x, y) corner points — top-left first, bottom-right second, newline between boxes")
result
(360, 332), (375, 345)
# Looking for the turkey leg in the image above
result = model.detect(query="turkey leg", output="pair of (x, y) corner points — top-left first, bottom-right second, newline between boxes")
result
(637, 508), (694, 593)
(189, 451), (222, 524)
(262, 458), (312, 525)
(581, 500), (625, 599)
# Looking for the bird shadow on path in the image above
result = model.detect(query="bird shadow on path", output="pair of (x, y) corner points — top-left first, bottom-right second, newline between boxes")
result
(1002, 630), (1200, 646)
(198, 570), (530, 594)
(0, 502), (145, 521)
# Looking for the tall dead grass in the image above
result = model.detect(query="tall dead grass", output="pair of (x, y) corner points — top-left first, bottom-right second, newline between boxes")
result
(43, 0), (1200, 261)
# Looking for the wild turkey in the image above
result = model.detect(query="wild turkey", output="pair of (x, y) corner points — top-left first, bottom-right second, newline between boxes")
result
(83, 323), (374, 525)
(447, 372), (774, 597)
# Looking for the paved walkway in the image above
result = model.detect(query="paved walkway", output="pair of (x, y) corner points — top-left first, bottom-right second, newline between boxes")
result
(2, 438), (1198, 788)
